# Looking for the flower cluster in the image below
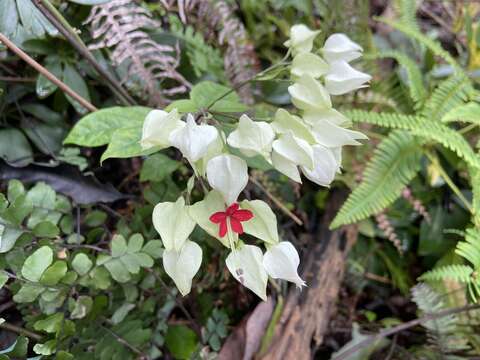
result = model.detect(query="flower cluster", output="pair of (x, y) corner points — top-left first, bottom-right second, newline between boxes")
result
(140, 24), (370, 300)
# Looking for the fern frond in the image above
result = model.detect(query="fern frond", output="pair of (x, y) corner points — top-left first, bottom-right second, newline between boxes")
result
(169, 15), (225, 80)
(456, 228), (480, 269)
(377, 17), (461, 73)
(347, 110), (480, 170)
(422, 75), (475, 122)
(85, 0), (190, 106)
(442, 102), (480, 124)
(331, 131), (421, 228)
(419, 264), (473, 283)
(412, 283), (469, 352)
(395, 0), (421, 39)
(368, 50), (426, 108)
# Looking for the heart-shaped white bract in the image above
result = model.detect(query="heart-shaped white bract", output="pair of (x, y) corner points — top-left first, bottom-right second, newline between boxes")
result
(301, 145), (340, 187)
(325, 60), (372, 95)
(263, 241), (305, 288)
(288, 74), (332, 111)
(291, 52), (329, 78)
(152, 197), (196, 251)
(206, 154), (248, 205)
(140, 108), (184, 150)
(163, 240), (202, 296)
(227, 114), (275, 161)
(272, 132), (314, 170)
(169, 114), (218, 163)
(226, 244), (268, 300)
(322, 33), (363, 63)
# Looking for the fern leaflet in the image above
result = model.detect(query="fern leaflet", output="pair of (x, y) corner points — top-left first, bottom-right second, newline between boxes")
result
(419, 264), (473, 283)
(442, 102), (480, 124)
(331, 131), (421, 228)
(368, 50), (426, 108)
(422, 74), (475, 122)
(347, 110), (480, 170)
(377, 17), (461, 74)
(455, 228), (480, 269)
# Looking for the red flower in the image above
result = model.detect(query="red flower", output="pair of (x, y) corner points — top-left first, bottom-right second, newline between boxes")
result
(209, 203), (254, 238)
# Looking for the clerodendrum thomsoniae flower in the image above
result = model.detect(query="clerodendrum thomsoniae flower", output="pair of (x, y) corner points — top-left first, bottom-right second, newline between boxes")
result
(141, 24), (370, 299)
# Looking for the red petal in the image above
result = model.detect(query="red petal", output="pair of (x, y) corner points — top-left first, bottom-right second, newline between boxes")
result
(229, 218), (244, 234)
(232, 209), (254, 222)
(210, 211), (227, 223)
(219, 220), (227, 237)
(226, 203), (239, 216)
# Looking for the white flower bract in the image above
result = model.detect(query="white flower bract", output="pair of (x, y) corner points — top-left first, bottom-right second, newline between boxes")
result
(284, 24), (320, 55)
(140, 109), (184, 150)
(325, 60), (372, 95)
(322, 33), (363, 63)
(227, 114), (275, 161)
(169, 114), (218, 163)
(263, 241), (305, 288)
(206, 154), (249, 205)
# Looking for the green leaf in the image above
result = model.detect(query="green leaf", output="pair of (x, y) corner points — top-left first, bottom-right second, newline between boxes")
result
(70, 296), (93, 319)
(111, 303), (135, 324)
(190, 81), (247, 112)
(16, 0), (58, 37)
(165, 325), (198, 359)
(104, 259), (131, 283)
(40, 261), (67, 286)
(100, 126), (157, 163)
(33, 340), (56, 356)
(62, 63), (91, 114)
(64, 106), (151, 147)
(111, 235), (128, 258)
(34, 313), (63, 333)
(84, 210), (107, 227)
(72, 253), (93, 276)
(21, 246), (53, 282)
(13, 282), (44, 303)
(140, 153), (180, 182)
(166, 99), (198, 113)
(0, 226), (25, 253)
(0, 128), (33, 166)
(0, 336), (28, 357)
(142, 240), (163, 259)
(33, 221), (59, 238)
(7, 180), (25, 202)
(36, 56), (62, 98)
(0, 271), (8, 289)
(331, 131), (421, 228)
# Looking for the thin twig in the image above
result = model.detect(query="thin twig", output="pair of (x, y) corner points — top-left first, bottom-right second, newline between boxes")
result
(101, 325), (148, 359)
(250, 176), (303, 226)
(0, 32), (97, 112)
(332, 303), (480, 360)
(31, 0), (135, 106)
(0, 322), (43, 341)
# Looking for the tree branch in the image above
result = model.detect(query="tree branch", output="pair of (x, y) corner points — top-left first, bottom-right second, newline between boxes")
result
(0, 33), (97, 113)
